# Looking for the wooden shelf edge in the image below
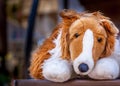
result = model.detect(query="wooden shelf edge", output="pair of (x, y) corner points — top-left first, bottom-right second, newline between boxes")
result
(14, 79), (120, 86)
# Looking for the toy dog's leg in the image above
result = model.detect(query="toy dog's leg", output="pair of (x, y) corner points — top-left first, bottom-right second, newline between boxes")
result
(42, 57), (72, 82)
(88, 58), (119, 79)
(41, 29), (73, 82)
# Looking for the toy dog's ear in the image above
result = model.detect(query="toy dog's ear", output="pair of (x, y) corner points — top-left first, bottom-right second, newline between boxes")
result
(60, 9), (80, 24)
(60, 9), (80, 18)
(100, 19), (119, 57)
(101, 19), (119, 35)
(59, 9), (80, 60)
(60, 29), (70, 60)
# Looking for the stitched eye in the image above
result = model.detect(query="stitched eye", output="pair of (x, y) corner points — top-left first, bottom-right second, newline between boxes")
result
(74, 33), (80, 38)
(97, 37), (102, 43)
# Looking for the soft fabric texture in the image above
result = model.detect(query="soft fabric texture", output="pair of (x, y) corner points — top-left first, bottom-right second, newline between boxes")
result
(29, 9), (120, 82)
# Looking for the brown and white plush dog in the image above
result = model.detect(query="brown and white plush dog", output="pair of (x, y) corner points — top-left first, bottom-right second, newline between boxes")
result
(29, 9), (120, 82)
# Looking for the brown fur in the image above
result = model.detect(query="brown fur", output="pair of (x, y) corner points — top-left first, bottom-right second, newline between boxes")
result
(69, 12), (119, 63)
(29, 10), (119, 79)
(100, 20), (119, 57)
(29, 24), (60, 79)
(69, 16), (107, 62)
(29, 9), (80, 79)
(60, 10), (80, 60)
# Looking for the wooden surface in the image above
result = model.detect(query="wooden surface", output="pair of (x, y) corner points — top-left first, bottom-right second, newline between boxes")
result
(14, 79), (120, 86)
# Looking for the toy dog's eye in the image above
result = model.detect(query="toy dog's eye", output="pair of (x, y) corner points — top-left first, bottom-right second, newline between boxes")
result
(74, 33), (80, 38)
(97, 37), (102, 43)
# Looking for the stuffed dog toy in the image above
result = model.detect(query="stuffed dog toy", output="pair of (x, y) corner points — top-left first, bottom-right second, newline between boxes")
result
(29, 9), (120, 82)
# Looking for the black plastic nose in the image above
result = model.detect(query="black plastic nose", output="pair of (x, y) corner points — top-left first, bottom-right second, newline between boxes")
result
(78, 63), (89, 72)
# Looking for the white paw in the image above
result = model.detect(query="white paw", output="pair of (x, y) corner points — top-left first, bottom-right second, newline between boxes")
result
(88, 58), (119, 80)
(42, 58), (72, 82)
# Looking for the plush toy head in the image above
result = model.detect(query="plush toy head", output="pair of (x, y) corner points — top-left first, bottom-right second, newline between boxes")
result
(29, 9), (119, 82)
(69, 12), (119, 75)
(60, 10), (119, 76)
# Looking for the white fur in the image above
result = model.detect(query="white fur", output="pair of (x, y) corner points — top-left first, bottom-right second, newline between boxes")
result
(111, 39), (120, 65)
(48, 30), (62, 57)
(42, 30), (72, 82)
(89, 39), (120, 79)
(88, 58), (119, 79)
(73, 29), (94, 75)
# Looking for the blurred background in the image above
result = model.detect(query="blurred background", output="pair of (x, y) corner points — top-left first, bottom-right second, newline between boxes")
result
(0, 0), (120, 86)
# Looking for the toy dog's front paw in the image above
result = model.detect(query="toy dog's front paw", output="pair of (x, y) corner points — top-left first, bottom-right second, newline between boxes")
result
(88, 68), (115, 79)
(88, 58), (119, 80)
(42, 58), (72, 82)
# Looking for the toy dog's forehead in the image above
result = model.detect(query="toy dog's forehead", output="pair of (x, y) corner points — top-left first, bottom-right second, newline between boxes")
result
(69, 16), (107, 37)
